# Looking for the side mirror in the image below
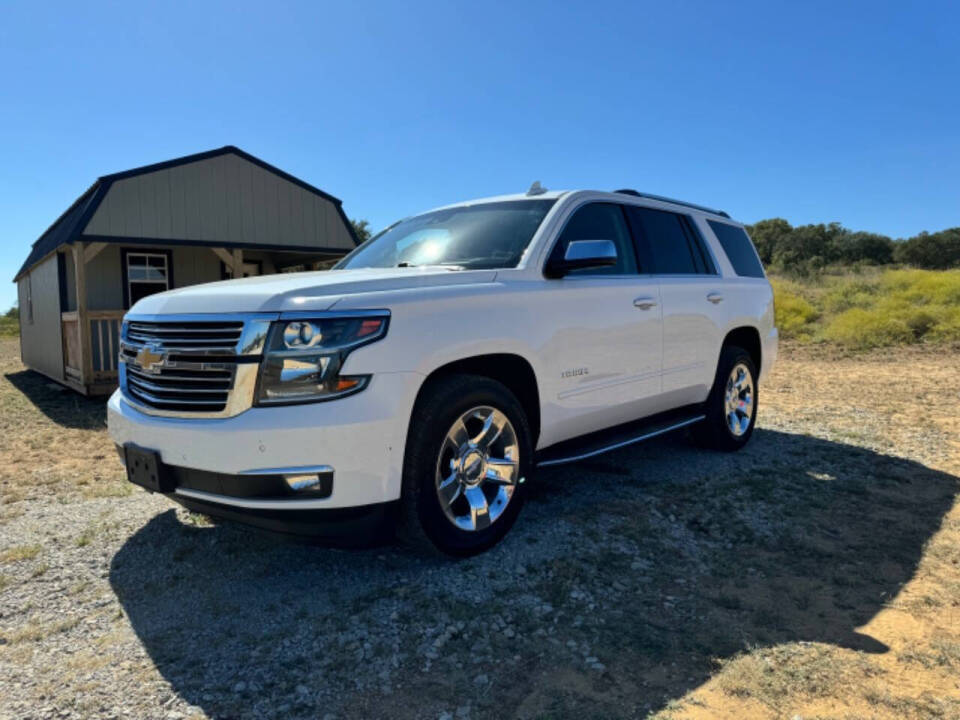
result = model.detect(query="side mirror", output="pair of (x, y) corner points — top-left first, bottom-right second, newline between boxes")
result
(545, 239), (618, 278)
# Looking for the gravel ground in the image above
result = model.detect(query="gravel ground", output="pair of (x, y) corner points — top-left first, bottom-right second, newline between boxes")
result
(1, 341), (959, 719)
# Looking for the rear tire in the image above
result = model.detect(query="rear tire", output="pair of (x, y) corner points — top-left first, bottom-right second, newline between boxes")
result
(693, 345), (758, 452)
(399, 374), (533, 557)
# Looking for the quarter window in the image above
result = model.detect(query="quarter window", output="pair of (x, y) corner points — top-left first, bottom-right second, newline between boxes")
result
(707, 220), (766, 278)
(126, 252), (170, 306)
(550, 203), (638, 275)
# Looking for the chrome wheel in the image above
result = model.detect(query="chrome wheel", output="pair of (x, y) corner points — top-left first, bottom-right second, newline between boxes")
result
(724, 362), (754, 437)
(435, 406), (520, 532)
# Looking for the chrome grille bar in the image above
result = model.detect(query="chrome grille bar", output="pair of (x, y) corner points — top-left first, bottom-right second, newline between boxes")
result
(119, 313), (274, 418)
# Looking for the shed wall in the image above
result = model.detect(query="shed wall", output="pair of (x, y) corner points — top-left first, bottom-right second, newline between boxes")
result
(18, 256), (64, 381)
(83, 154), (354, 251)
(85, 245), (225, 311)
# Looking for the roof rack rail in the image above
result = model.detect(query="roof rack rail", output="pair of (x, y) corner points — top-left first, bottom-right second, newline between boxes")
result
(613, 189), (730, 218)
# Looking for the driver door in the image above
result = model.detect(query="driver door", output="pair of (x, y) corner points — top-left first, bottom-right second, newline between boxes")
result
(536, 202), (663, 446)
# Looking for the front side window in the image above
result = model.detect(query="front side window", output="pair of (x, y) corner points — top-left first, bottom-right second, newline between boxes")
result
(548, 203), (638, 275)
(126, 252), (170, 306)
(336, 199), (556, 270)
(626, 206), (702, 275)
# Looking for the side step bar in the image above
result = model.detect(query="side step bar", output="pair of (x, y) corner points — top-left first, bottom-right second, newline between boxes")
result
(535, 407), (706, 468)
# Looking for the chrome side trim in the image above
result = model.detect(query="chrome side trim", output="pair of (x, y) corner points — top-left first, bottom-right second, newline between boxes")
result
(238, 464), (334, 476)
(536, 415), (706, 467)
(174, 487), (335, 510)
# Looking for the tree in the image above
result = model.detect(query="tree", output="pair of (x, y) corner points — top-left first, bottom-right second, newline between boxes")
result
(351, 218), (372, 244)
(835, 231), (895, 265)
(746, 218), (792, 265)
(894, 228), (960, 269)
(772, 223), (843, 274)
(4, 303), (17, 319)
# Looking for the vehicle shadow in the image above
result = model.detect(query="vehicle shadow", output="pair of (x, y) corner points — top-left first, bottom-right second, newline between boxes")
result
(109, 429), (958, 719)
(4, 369), (107, 430)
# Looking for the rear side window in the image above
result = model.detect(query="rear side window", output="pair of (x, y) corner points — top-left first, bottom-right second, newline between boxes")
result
(551, 203), (638, 275)
(683, 218), (717, 274)
(707, 220), (766, 278)
(625, 206), (702, 274)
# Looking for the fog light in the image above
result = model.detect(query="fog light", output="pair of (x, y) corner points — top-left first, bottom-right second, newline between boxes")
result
(285, 474), (321, 491)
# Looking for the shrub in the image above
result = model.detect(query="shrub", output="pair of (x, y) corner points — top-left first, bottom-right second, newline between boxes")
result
(822, 308), (914, 349)
(821, 278), (880, 314)
(928, 305), (960, 342)
(879, 268), (960, 305)
(771, 280), (819, 340)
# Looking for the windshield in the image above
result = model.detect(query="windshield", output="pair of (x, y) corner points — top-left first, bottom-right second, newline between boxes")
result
(335, 199), (557, 270)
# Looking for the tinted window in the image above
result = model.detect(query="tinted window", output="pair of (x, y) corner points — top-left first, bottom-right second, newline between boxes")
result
(626, 206), (699, 274)
(551, 203), (638, 275)
(707, 220), (766, 278)
(682, 217), (717, 274)
(336, 199), (556, 270)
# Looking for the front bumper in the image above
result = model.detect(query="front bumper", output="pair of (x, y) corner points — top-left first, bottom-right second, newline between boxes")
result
(107, 371), (424, 517)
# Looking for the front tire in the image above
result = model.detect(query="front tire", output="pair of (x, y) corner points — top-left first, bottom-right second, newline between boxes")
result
(693, 345), (758, 451)
(400, 374), (533, 556)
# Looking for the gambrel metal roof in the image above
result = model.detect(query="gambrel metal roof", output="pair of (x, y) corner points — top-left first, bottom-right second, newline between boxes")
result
(15, 145), (359, 280)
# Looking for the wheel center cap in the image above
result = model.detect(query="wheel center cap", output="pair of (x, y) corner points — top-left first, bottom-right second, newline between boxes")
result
(460, 449), (485, 483)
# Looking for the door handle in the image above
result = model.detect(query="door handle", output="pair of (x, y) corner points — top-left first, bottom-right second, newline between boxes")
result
(634, 296), (658, 310)
(707, 292), (724, 304)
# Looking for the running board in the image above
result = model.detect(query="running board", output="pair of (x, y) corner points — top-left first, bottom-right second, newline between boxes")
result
(535, 406), (706, 468)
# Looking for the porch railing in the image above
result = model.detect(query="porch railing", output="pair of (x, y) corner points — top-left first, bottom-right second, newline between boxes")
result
(89, 311), (124, 381)
(61, 310), (124, 387)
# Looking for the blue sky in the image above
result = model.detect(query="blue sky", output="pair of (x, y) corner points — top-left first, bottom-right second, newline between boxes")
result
(2, 0), (958, 309)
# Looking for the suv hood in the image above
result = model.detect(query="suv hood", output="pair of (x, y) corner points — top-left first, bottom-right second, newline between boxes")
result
(127, 267), (499, 315)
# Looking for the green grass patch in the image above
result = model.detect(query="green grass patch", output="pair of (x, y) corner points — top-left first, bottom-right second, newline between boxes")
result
(772, 267), (960, 348)
(0, 316), (18, 337)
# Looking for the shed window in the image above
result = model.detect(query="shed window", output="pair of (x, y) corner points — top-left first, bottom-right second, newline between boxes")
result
(126, 252), (170, 306)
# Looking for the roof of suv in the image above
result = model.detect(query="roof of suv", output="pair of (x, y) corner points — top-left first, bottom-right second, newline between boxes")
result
(425, 189), (735, 223)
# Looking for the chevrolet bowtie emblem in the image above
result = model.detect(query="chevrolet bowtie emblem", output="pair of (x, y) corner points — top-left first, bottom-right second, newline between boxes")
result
(135, 345), (166, 374)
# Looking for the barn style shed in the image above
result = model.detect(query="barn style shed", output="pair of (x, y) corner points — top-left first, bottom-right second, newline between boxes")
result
(14, 146), (359, 395)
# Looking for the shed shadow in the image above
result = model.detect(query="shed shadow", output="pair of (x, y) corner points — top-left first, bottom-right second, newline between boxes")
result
(109, 429), (958, 718)
(5, 369), (107, 430)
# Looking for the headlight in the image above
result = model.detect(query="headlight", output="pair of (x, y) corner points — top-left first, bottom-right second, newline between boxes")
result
(255, 312), (389, 405)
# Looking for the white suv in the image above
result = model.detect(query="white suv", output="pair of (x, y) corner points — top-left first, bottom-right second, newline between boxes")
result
(108, 188), (777, 555)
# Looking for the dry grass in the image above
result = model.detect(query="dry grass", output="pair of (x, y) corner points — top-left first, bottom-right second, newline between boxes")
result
(0, 544), (41, 564)
(0, 338), (124, 507)
(0, 616), (81, 645)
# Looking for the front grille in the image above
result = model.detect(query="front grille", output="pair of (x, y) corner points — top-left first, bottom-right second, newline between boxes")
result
(119, 316), (269, 416)
(126, 320), (244, 352)
(122, 359), (235, 412)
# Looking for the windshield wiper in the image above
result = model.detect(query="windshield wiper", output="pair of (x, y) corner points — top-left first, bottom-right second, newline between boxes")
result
(395, 262), (465, 270)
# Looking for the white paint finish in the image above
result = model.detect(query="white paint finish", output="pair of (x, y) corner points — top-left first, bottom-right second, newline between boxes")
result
(657, 276), (724, 400)
(107, 370), (423, 507)
(83, 153), (354, 250)
(528, 276), (663, 444)
(107, 189), (779, 510)
(128, 267), (499, 314)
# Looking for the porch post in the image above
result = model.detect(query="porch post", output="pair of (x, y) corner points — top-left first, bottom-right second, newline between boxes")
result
(72, 241), (92, 391)
(232, 248), (243, 277)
